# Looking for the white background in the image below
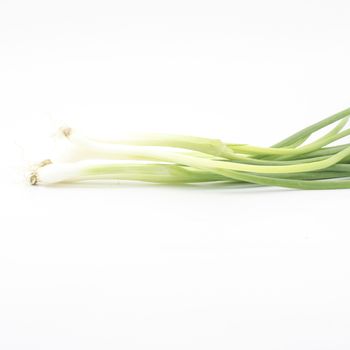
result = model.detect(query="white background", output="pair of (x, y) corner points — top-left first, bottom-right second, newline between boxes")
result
(1, 0), (350, 349)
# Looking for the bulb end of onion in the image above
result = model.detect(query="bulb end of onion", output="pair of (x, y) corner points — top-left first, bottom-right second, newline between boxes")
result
(30, 173), (38, 185)
(28, 159), (53, 186)
(60, 127), (72, 138)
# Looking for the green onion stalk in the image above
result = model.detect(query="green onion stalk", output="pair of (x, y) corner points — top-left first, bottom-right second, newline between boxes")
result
(30, 107), (350, 190)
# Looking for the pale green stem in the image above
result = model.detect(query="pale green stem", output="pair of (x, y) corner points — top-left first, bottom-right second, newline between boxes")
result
(87, 132), (237, 159)
(65, 131), (350, 174)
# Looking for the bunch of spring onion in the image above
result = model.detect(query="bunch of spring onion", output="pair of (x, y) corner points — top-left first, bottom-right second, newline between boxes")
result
(30, 107), (350, 190)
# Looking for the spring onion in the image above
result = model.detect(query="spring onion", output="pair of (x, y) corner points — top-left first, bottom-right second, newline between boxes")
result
(30, 107), (350, 190)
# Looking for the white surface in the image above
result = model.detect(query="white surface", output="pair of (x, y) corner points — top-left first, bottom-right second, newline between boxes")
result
(1, 1), (350, 349)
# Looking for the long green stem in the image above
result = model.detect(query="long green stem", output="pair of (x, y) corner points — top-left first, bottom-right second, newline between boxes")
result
(291, 144), (350, 159)
(33, 160), (350, 187)
(271, 106), (350, 147)
(82, 163), (227, 183)
(65, 130), (350, 174)
(85, 132), (237, 159)
(228, 118), (349, 156)
(82, 110), (350, 161)
(213, 169), (350, 190)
